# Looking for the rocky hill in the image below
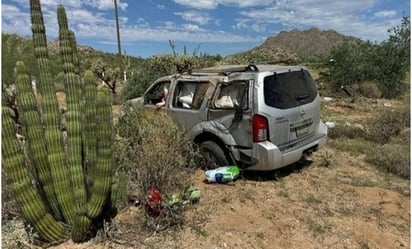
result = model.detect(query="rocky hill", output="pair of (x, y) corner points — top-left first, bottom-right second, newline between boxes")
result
(225, 27), (360, 64)
(254, 27), (360, 60)
(47, 38), (95, 55)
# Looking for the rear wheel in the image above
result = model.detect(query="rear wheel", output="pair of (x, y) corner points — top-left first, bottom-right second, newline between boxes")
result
(199, 141), (230, 169)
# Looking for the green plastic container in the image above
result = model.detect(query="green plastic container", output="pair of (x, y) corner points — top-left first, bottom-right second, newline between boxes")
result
(205, 166), (240, 183)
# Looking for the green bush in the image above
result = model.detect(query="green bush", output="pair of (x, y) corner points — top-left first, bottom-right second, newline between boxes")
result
(122, 68), (159, 100)
(358, 81), (382, 98)
(320, 16), (410, 99)
(328, 103), (410, 178)
(115, 108), (201, 231)
(365, 106), (410, 144)
(366, 144), (410, 178)
(328, 123), (365, 140)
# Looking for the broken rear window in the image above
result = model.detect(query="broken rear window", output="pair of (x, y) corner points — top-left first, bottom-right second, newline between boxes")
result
(263, 69), (317, 109)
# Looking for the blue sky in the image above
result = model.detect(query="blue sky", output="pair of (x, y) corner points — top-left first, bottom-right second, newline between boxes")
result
(2, 0), (410, 58)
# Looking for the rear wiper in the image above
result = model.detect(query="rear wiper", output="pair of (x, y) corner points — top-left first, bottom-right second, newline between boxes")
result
(295, 95), (309, 102)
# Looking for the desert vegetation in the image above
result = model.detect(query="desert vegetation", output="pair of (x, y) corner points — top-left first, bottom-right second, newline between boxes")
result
(1, 0), (410, 247)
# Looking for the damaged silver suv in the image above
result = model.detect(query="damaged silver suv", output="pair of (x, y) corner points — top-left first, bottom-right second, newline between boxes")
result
(129, 64), (328, 170)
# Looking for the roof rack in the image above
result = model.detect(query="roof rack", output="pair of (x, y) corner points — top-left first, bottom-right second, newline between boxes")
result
(192, 64), (259, 75)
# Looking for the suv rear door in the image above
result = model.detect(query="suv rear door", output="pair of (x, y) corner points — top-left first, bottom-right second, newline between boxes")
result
(259, 68), (321, 151)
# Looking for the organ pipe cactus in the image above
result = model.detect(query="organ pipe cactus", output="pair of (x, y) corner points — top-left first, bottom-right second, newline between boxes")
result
(2, 0), (116, 243)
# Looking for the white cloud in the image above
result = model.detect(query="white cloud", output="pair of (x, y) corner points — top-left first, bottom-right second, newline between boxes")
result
(2, 0), (406, 53)
(173, 0), (218, 10)
(182, 23), (204, 31)
(374, 10), (397, 18)
(162, 21), (179, 30)
(120, 27), (258, 43)
(9, 0), (82, 9)
(251, 23), (267, 32)
(233, 18), (268, 32)
(173, 0), (278, 9)
(235, 0), (398, 41)
(2, 4), (22, 15)
(219, 0), (276, 8)
(86, 0), (128, 11)
(68, 9), (107, 25)
(175, 11), (212, 25)
(135, 18), (149, 28)
(2, 5), (31, 36)
(293, 0), (376, 13)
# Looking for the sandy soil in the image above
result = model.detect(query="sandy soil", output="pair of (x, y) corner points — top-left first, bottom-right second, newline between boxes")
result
(47, 155), (410, 249)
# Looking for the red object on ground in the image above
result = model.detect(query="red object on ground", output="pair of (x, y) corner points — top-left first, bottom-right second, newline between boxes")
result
(145, 188), (164, 216)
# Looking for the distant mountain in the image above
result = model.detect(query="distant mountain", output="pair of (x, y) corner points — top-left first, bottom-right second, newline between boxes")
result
(254, 27), (361, 60)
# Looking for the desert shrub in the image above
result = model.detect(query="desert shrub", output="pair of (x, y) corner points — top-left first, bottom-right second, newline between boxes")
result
(2, 219), (39, 249)
(365, 106), (410, 144)
(328, 104), (410, 178)
(122, 72), (154, 100)
(390, 128), (410, 145)
(327, 137), (373, 157)
(327, 123), (365, 139)
(358, 81), (382, 98)
(122, 61), (161, 100)
(366, 144), (410, 178)
(115, 108), (201, 231)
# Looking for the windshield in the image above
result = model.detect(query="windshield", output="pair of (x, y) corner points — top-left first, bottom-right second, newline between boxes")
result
(263, 69), (318, 109)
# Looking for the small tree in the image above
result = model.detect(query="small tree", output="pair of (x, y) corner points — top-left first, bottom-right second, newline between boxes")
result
(374, 15), (410, 98)
(327, 40), (376, 89)
(322, 15), (410, 98)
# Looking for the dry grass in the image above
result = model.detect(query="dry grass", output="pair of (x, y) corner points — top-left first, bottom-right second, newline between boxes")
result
(325, 96), (410, 178)
(115, 108), (201, 233)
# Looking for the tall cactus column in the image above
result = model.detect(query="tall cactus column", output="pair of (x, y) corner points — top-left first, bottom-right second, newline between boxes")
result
(2, 62), (66, 242)
(57, 6), (90, 241)
(30, 0), (76, 225)
(14, 60), (62, 221)
(87, 86), (115, 219)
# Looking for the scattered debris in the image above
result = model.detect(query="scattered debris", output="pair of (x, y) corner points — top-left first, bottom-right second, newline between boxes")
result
(205, 166), (240, 183)
(325, 121), (336, 128)
(145, 187), (201, 217)
(146, 189), (163, 217)
(323, 97), (333, 102)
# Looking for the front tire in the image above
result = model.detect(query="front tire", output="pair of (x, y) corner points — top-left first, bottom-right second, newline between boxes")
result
(199, 141), (230, 169)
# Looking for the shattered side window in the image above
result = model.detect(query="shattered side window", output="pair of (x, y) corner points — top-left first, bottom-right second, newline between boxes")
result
(145, 82), (170, 106)
(214, 81), (248, 109)
(173, 81), (209, 109)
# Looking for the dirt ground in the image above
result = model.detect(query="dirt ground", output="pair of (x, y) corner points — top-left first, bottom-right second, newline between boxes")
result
(48, 158), (409, 249)
(3, 98), (410, 249)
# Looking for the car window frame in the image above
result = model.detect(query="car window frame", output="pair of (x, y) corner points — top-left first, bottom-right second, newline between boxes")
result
(144, 81), (171, 107)
(172, 80), (209, 110)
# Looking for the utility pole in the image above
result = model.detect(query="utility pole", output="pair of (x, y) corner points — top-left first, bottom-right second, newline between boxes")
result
(114, 0), (123, 80)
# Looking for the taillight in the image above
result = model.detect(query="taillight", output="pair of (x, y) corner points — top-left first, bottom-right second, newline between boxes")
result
(253, 115), (269, 142)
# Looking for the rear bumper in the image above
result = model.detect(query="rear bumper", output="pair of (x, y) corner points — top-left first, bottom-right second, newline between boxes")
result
(241, 122), (328, 171)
